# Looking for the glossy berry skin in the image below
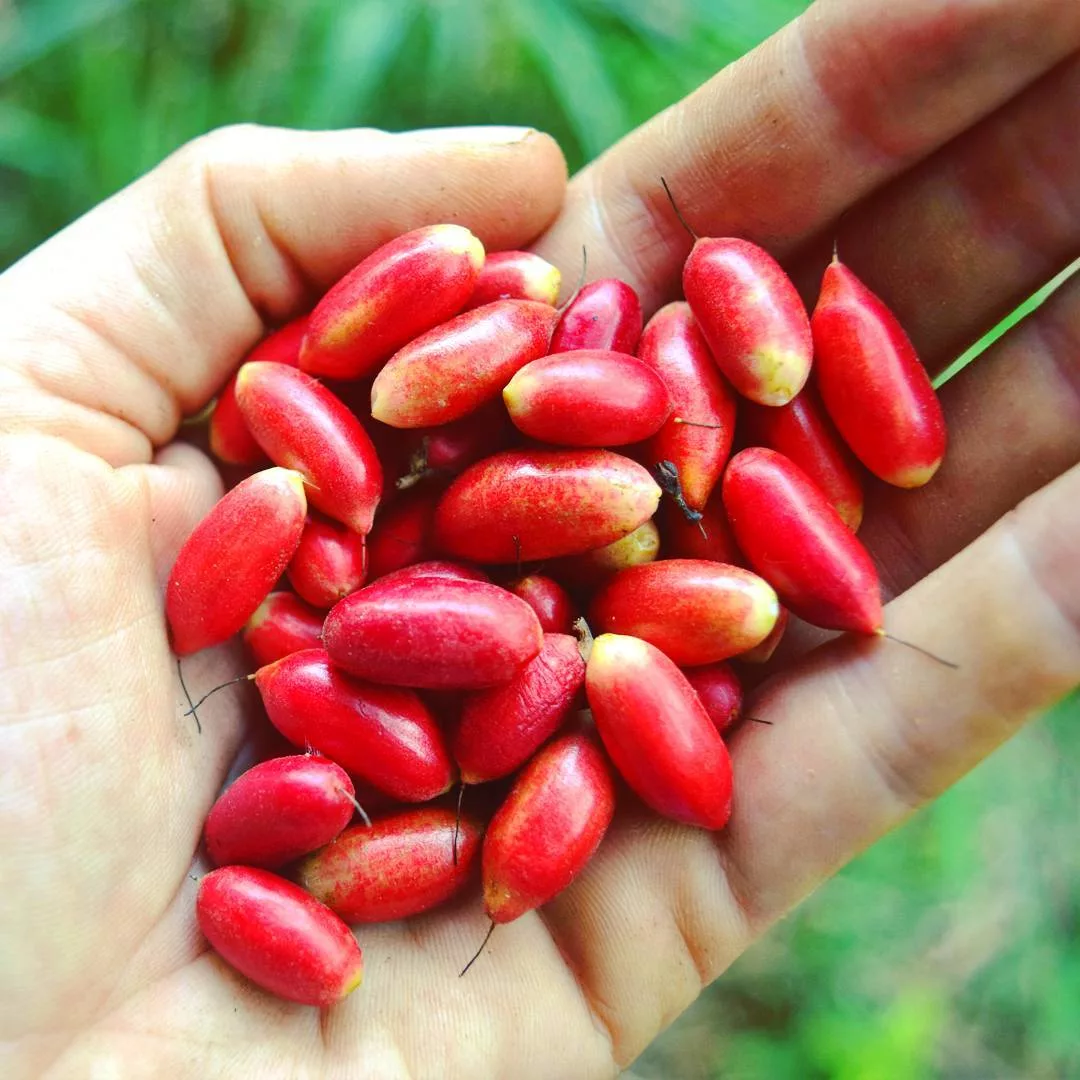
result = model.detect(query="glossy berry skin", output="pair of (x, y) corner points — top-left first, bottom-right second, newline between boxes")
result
(549, 278), (643, 354)
(638, 301), (737, 510)
(586, 634), (733, 830)
(722, 447), (883, 633)
(742, 384), (864, 532)
(287, 516), (368, 609)
(397, 401), (517, 490)
(297, 808), (482, 924)
(483, 732), (615, 923)
(418, 401), (518, 472)
(811, 257), (947, 488)
(300, 224), (485, 380)
(589, 559), (779, 666)
(243, 592), (324, 667)
(466, 250), (561, 309)
(552, 520), (661, 592)
(363, 560), (490, 590)
(166, 467), (307, 656)
(683, 237), (812, 406)
(210, 315), (308, 466)
(323, 576), (543, 689)
(255, 649), (455, 802)
(235, 361), (383, 535)
(433, 449), (661, 563)
(364, 488), (439, 581)
(196, 866), (363, 1007)
(503, 350), (670, 446)
(505, 575), (576, 635)
(370, 299), (559, 428)
(453, 633), (586, 784)
(738, 606), (789, 664)
(683, 663), (742, 735)
(204, 755), (356, 869)
(350, 402), (414, 486)
(660, 495), (744, 566)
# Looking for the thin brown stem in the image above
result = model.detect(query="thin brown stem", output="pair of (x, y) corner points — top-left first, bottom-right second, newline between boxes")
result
(673, 416), (724, 429)
(459, 920), (496, 978)
(182, 673), (255, 717)
(659, 176), (697, 241)
(556, 245), (589, 315)
(878, 629), (959, 670)
(452, 781), (466, 866)
(337, 787), (372, 828)
(177, 657), (201, 735)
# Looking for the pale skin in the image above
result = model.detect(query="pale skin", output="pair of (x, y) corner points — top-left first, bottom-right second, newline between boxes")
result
(2, 0), (1080, 1075)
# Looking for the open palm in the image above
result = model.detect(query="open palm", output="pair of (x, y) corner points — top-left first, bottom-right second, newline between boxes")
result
(3, 1), (1080, 1076)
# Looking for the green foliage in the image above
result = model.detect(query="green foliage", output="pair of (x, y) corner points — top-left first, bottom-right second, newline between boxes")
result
(635, 690), (1080, 1079)
(2, 3), (1078, 1077)
(1, 0), (803, 267)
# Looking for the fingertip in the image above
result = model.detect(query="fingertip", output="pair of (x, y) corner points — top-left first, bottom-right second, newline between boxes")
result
(2, 123), (572, 472)
(152, 441), (225, 517)
(477, 129), (570, 252)
(205, 124), (571, 307)
(379, 126), (570, 255)
(400, 125), (540, 146)
(125, 443), (225, 585)
(152, 435), (217, 468)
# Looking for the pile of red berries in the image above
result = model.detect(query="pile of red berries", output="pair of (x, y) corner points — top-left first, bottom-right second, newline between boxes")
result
(170, 216), (946, 1007)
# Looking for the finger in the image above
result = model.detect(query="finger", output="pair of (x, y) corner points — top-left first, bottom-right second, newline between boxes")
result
(790, 50), (1080, 376)
(0, 125), (567, 466)
(540, 457), (1080, 1065)
(533, 0), (1080, 309)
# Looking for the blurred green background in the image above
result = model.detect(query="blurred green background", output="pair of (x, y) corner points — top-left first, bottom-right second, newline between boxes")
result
(2, 0), (805, 266)
(2, 2), (1077, 1077)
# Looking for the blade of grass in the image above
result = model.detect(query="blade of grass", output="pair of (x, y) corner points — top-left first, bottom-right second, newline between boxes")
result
(934, 256), (1080, 388)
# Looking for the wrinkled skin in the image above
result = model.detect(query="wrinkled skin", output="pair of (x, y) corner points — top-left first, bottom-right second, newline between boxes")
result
(4, 1), (1080, 1075)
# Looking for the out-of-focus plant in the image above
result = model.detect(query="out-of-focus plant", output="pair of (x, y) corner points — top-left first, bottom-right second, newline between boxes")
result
(1, 0), (807, 266)
(633, 689), (1080, 1080)
(3, 5), (1078, 1079)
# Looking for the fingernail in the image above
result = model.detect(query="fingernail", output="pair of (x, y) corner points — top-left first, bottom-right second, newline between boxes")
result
(403, 126), (536, 146)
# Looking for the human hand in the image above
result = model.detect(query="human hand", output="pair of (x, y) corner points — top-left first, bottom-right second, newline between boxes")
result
(0, 123), (569, 1077)
(3, 2), (1079, 1078)
(532, 0), (1080, 1065)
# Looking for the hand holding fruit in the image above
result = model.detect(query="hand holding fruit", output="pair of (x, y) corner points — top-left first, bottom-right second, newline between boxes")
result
(4, 1), (1080, 1077)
